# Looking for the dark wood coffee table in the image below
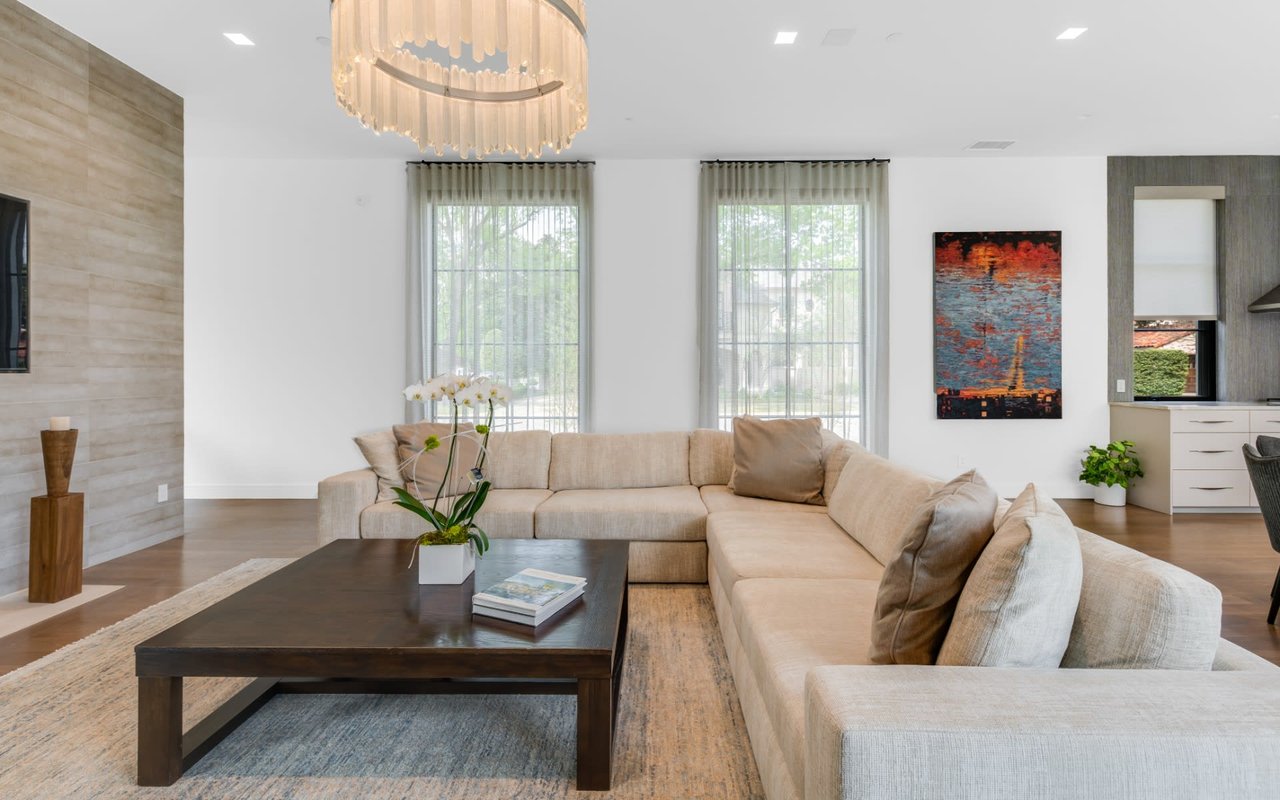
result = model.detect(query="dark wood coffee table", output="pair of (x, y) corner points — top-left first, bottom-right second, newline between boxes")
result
(135, 539), (629, 791)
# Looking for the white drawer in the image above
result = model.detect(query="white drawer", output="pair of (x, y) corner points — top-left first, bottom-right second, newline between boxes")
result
(1169, 432), (1248, 470)
(1250, 409), (1280, 434)
(1169, 409), (1250, 433)
(1171, 470), (1254, 507)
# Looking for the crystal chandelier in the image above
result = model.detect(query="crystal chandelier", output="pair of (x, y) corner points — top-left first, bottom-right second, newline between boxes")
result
(331, 0), (589, 159)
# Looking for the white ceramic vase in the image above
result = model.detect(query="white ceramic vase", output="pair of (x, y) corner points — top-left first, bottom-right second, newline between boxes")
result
(418, 543), (476, 585)
(1093, 484), (1127, 507)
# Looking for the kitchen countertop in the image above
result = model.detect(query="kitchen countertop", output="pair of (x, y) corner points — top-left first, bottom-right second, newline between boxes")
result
(1111, 401), (1278, 409)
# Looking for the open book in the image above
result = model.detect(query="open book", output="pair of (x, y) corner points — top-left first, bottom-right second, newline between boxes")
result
(473, 568), (588, 626)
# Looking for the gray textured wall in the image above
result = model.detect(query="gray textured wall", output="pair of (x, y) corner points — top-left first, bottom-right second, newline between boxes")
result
(1108, 156), (1280, 404)
(0, 0), (183, 593)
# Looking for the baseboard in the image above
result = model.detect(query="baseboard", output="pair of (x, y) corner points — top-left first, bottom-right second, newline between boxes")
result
(185, 484), (319, 500)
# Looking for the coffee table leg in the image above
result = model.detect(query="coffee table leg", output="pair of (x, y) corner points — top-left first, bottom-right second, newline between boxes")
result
(577, 676), (614, 790)
(138, 676), (183, 786)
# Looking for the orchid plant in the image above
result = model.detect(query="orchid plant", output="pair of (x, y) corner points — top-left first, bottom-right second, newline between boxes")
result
(396, 374), (513, 561)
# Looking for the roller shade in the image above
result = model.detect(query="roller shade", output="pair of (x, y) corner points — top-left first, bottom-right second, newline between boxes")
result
(1133, 198), (1218, 319)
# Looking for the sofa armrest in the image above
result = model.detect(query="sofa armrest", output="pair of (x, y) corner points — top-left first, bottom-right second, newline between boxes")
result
(317, 469), (378, 544)
(806, 665), (1280, 800)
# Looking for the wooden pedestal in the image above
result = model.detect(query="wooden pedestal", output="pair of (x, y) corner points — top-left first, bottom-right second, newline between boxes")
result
(29, 493), (84, 603)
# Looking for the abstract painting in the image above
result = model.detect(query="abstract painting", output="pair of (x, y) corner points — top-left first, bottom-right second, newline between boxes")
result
(934, 231), (1062, 419)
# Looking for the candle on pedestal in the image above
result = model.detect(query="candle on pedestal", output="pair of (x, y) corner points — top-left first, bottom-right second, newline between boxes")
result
(49, 417), (71, 431)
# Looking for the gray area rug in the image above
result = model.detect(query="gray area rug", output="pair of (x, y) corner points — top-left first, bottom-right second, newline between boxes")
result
(0, 559), (763, 799)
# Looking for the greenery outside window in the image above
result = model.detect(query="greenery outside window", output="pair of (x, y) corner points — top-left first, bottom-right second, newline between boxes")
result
(1132, 319), (1217, 400)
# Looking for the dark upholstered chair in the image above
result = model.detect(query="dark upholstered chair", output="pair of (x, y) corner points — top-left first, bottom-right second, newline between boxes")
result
(1243, 434), (1280, 624)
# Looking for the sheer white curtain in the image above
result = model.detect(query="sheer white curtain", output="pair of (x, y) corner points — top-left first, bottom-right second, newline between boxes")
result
(407, 163), (593, 431)
(697, 161), (888, 452)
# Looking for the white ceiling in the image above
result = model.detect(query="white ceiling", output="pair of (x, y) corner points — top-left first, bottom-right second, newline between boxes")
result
(18, 0), (1280, 160)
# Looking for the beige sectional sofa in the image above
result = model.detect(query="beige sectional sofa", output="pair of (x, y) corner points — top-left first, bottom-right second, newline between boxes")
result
(319, 429), (1280, 800)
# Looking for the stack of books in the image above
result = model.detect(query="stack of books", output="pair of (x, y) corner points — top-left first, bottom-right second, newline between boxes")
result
(472, 568), (587, 626)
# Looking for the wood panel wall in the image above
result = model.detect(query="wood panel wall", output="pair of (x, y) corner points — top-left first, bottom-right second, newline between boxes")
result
(0, 0), (183, 594)
(1108, 156), (1280, 404)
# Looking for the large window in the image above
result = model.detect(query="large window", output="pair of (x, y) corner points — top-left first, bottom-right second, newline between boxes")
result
(699, 161), (887, 445)
(1131, 194), (1220, 401)
(410, 163), (591, 431)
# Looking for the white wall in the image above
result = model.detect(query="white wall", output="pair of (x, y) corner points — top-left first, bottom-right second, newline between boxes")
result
(185, 159), (407, 498)
(887, 158), (1110, 498)
(591, 160), (700, 432)
(185, 155), (1109, 499)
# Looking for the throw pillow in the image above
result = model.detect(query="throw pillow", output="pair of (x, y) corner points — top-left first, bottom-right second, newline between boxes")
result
(728, 416), (825, 504)
(937, 483), (1083, 668)
(392, 421), (480, 500)
(354, 430), (403, 502)
(869, 470), (998, 665)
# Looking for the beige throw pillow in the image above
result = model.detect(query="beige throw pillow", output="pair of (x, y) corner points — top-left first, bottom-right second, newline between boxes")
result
(869, 470), (998, 665)
(392, 421), (480, 500)
(938, 483), (1083, 668)
(728, 416), (825, 504)
(354, 430), (404, 502)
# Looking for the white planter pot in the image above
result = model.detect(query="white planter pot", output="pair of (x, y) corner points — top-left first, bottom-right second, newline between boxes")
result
(418, 544), (475, 585)
(1093, 484), (1127, 507)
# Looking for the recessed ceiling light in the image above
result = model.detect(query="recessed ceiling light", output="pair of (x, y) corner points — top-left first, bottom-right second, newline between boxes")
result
(1056, 27), (1088, 40)
(224, 33), (255, 46)
(774, 31), (798, 45)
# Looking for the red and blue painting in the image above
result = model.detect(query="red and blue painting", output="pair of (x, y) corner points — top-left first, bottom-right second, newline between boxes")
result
(934, 231), (1062, 420)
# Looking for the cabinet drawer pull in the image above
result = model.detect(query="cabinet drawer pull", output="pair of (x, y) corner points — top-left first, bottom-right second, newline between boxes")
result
(1189, 420), (1231, 424)
(1190, 449), (1231, 454)
(1190, 486), (1232, 491)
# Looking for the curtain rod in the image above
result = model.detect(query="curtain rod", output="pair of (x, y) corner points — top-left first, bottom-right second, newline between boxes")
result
(407, 160), (596, 166)
(702, 158), (890, 165)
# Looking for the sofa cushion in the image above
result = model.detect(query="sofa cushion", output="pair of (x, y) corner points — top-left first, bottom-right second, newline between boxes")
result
(822, 434), (860, 501)
(360, 489), (551, 540)
(825, 448), (941, 565)
(729, 416), (825, 504)
(393, 421), (480, 498)
(1063, 529), (1222, 670)
(732, 578), (881, 793)
(700, 485), (828, 516)
(939, 484), (1083, 668)
(354, 429), (403, 502)
(549, 432), (690, 490)
(483, 430), (552, 489)
(707, 511), (884, 604)
(690, 429), (734, 487)
(870, 470), (998, 665)
(535, 486), (706, 541)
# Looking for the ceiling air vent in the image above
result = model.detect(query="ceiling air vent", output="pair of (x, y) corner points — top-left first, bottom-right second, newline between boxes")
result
(967, 140), (1016, 151)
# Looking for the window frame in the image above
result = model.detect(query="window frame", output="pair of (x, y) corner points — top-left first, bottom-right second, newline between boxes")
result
(1131, 319), (1219, 402)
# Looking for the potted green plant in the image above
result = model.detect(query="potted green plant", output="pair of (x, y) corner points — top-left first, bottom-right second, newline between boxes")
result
(1078, 440), (1144, 507)
(398, 374), (511, 584)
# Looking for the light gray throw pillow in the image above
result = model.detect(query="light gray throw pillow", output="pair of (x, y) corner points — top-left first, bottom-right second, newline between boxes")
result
(938, 483), (1083, 668)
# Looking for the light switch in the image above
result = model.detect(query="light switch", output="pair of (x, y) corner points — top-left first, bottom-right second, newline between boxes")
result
(1116, 379), (1126, 394)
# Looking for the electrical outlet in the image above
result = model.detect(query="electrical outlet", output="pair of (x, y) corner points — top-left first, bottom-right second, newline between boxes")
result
(956, 454), (969, 469)
(157, 484), (168, 503)
(1116, 379), (1126, 393)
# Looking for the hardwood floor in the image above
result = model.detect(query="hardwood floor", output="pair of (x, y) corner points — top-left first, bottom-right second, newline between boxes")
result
(0, 498), (1277, 674)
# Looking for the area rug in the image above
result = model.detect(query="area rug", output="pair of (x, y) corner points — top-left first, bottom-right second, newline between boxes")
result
(0, 559), (763, 799)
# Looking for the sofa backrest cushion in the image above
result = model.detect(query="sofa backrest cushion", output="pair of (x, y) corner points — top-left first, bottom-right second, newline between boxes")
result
(826, 448), (941, 565)
(485, 430), (552, 490)
(549, 432), (690, 490)
(822, 433), (859, 501)
(1062, 529), (1222, 670)
(690, 429), (733, 487)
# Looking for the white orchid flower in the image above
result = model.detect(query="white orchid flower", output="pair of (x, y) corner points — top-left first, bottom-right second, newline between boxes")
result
(402, 383), (428, 402)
